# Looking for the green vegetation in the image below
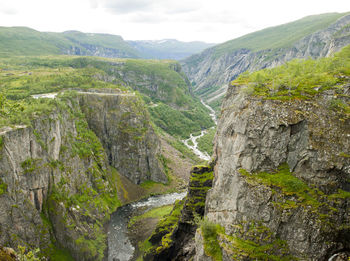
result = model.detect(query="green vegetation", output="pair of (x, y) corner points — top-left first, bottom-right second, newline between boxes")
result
(16, 245), (40, 261)
(214, 12), (348, 56)
(199, 218), (223, 261)
(0, 55), (214, 138)
(208, 97), (223, 113)
(0, 178), (7, 195)
(198, 218), (295, 260)
(233, 45), (350, 111)
(128, 205), (173, 228)
(149, 102), (213, 138)
(218, 221), (295, 260)
(0, 27), (139, 58)
(141, 200), (184, 257)
(187, 167), (213, 211)
(240, 164), (350, 224)
(197, 127), (216, 156)
(50, 246), (75, 261)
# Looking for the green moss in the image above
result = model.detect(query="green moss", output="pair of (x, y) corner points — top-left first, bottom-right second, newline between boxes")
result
(0, 178), (7, 195)
(0, 136), (3, 150)
(208, 221), (296, 261)
(142, 200), (184, 257)
(21, 158), (42, 174)
(50, 245), (75, 261)
(240, 164), (350, 228)
(339, 152), (350, 158)
(200, 218), (223, 261)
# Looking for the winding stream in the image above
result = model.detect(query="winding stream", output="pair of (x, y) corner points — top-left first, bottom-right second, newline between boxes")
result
(107, 192), (186, 261)
(183, 100), (217, 161)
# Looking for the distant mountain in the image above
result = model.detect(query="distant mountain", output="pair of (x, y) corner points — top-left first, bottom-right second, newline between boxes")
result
(127, 39), (215, 60)
(181, 12), (350, 110)
(0, 27), (140, 58)
(0, 27), (215, 60)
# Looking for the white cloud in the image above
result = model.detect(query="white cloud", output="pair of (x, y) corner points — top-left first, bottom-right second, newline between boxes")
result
(0, 0), (350, 42)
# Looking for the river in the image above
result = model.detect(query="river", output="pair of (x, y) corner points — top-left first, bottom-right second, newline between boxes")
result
(107, 192), (186, 261)
(182, 100), (217, 161)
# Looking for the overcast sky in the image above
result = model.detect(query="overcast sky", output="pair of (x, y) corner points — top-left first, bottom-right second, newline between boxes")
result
(0, 0), (349, 43)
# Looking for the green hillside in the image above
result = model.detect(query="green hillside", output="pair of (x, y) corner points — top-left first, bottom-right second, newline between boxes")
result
(0, 56), (213, 138)
(214, 12), (348, 56)
(233, 45), (350, 118)
(62, 31), (140, 57)
(0, 27), (139, 58)
(0, 27), (70, 57)
(128, 39), (215, 60)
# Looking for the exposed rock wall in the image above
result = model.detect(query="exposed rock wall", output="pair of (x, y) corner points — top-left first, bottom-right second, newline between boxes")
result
(0, 90), (166, 259)
(77, 90), (166, 184)
(182, 14), (350, 104)
(195, 85), (350, 260)
(143, 165), (214, 261)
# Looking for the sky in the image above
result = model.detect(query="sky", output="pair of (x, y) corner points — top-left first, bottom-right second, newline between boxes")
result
(0, 0), (350, 43)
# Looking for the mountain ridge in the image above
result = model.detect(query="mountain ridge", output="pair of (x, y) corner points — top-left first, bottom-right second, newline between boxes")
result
(181, 11), (350, 110)
(0, 26), (214, 60)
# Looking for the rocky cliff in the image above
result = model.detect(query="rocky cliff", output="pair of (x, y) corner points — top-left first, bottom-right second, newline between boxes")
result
(143, 164), (214, 261)
(194, 78), (350, 259)
(182, 13), (350, 107)
(77, 89), (166, 184)
(0, 90), (166, 260)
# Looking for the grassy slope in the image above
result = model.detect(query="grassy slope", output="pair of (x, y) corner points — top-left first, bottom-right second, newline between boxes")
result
(185, 12), (348, 68)
(128, 40), (215, 59)
(233, 44), (350, 110)
(0, 55), (213, 137)
(0, 27), (139, 58)
(214, 12), (348, 56)
(62, 31), (140, 57)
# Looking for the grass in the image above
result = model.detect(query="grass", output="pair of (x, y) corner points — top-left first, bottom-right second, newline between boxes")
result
(214, 12), (348, 56)
(50, 246), (75, 261)
(233, 44), (350, 115)
(0, 26), (139, 58)
(200, 218), (223, 261)
(128, 205), (173, 228)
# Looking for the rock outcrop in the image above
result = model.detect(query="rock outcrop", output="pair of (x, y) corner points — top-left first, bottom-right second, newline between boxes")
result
(0, 90), (166, 260)
(182, 13), (350, 105)
(77, 89), (166, 184)
(194, 83), (350, 260)
(143, 164), (214, 261)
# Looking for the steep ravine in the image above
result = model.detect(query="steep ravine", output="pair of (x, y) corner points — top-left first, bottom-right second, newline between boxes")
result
(0, 90), (167, 260)
(183, 100), (217, 161)
(182, 13), (350, 105)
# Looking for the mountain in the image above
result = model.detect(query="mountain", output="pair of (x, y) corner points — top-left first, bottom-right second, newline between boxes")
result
(142, 44), (350, 261)
(181, 12), (350, 111)
(0, 27), (215, 60)
(0, 27), (140, 58)
(128, 39), (215, 60)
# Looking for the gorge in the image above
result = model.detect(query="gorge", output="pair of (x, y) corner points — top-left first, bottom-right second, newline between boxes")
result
(0, 11), (350, 261)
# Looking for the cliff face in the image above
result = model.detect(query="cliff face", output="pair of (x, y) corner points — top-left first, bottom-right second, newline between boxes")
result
(195, 85), (350, 260)
(77, 90), (166, 184)
(0, 90), (166, 259)
(182, 14), (350, 104)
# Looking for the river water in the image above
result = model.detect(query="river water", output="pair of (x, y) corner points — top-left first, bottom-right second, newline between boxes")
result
(182, 100), (217, 161)
(107, 192), (186, 261)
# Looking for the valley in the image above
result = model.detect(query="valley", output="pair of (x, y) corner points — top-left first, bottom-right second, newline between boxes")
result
(0, 10), (349, 261)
